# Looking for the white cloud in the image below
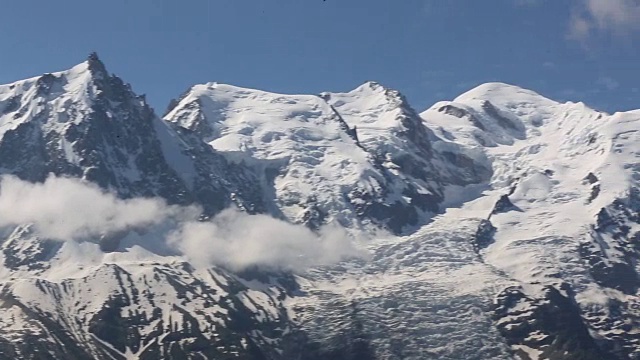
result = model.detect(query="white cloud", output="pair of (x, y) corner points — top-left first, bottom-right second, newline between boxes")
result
(0, 175), (366, 272)
(569, 0), (640, 41)
(0, 175), (181, 241)
(168, 208), (366, 272)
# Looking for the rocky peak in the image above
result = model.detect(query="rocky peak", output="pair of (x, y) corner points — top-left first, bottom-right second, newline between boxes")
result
(86, 52), (108, 79)
(0, 57), (265, 217)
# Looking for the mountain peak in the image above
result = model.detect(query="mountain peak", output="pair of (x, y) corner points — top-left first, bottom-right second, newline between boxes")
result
(454, 82), (556, 108)
(350, 80), (388, 94)
(86, 52), (108, 79)
(87, 51), (100, 62)
(363, 80), (383, 89)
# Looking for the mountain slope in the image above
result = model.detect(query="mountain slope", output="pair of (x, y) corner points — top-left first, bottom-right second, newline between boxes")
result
(421, 83), (640, 358)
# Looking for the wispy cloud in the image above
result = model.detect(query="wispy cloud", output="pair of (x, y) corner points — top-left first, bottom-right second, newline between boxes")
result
(514, 0), (544, 6)
(559, 88), (580, 97)
(568, 0), (640, 42)
(596, 75), (620, 91)
(568, 14), (592, 42)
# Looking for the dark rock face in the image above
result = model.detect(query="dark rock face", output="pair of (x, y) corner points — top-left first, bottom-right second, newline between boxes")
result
(481, 101), (522, 134)
(493, 285), (620, 360)
(438, 104), (469, 119)
(584, 173), (601, 204)
(583, 195), (640, 295)
(170, 126), (266, 216)
(582, 298), (640, 358)
(584, 172), (599, 185)
(437, 104), (487, 131)
(588, 184), (601, 203)
(0, 122), (53, 182)
(490, 195), (521, 216)
(579, 237), (640, 295)
(68, 83), (190, 203)
(1, 226), (60, 272)
(0, 96), (21, 114)
(300, 196), (328, 230)
(571, 192), (640, 355)
(473, 219), (497, 252)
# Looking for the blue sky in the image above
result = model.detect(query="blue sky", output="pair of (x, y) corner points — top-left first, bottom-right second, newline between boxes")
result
(0, 0), (638, 113)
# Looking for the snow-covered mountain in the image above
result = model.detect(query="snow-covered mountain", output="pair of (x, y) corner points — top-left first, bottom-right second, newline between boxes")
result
(164, 81), (488, 234)
(1, 55), (639, 359)
(0, 53), (265, 218)
(420, 83), (640, 359)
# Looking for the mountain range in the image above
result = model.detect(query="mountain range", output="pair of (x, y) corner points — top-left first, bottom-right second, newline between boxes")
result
(0, 54), (639, 359)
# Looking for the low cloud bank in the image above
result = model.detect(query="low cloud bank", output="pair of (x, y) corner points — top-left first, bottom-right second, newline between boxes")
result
(0, 175), (365, 272)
